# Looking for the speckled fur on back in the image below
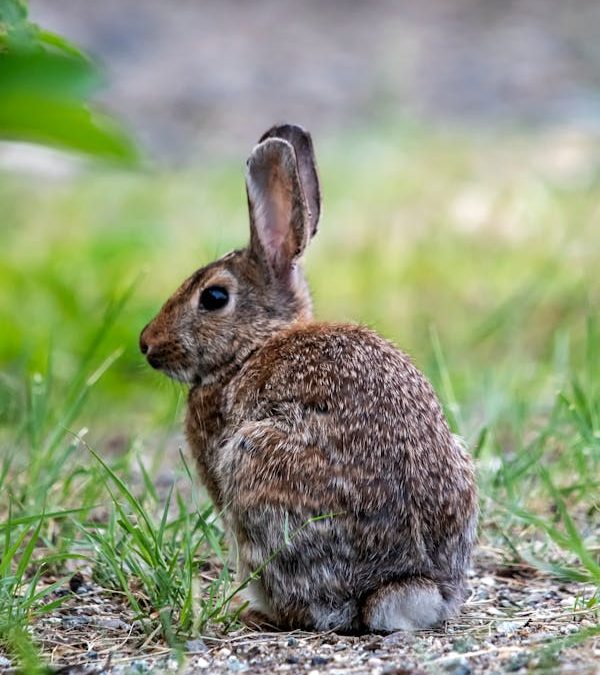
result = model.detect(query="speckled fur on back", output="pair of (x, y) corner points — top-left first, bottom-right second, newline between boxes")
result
(140, 124), (478, 633)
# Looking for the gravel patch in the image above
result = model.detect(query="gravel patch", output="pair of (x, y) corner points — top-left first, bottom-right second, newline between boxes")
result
(2, 547), (598, 674)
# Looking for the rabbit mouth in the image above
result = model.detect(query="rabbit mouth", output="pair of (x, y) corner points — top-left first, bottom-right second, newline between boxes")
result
(145, 351), (195, 383)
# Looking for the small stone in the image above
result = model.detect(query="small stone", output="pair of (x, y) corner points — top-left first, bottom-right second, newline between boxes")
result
(497, 621), (521, 635)
(97, 617), (131, 631)
(218, 648), (232, 658)
(227, 655), (248, 671)
(0, 657), (11, 668)
(310, 655), (329, 666)
(505, 652), (530, 672)
(130, 660), (150, 673)
(287, 637), (298, 647)
(186, 639), (209, 653)
(382, 632), (406, 648)
(559, 624), (580, 635)
(363, 638), (382, 651)
(320, 634), (338, 645)
(286, 656), (299, 664)
(452, 637), (477, 653)
(367, 656), (384, 666)
(62, 616), (89, 628)
(69, 571), (85, 593)
(443, 655), (471, 675)
(196, 657), (210, 669)
(246, 646), (261, 659)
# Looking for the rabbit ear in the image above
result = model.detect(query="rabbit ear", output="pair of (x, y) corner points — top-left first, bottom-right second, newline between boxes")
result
(259, 124), (321, 236)
(246, 137), (310, 281)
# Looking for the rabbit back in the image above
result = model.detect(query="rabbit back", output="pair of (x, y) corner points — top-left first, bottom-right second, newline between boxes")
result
(215, 322), (477, 631)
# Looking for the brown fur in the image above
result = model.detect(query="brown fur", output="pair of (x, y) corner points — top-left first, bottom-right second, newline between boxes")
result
(140, 124), (478, 633)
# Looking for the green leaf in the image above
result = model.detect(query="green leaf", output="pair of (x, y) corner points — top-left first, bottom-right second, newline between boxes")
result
(0, 0), (28, 25)
(0, 51), (100, 100)
(36, 29), (88, 60)
(0, 34), (140, 165)
(0, 92), (139, 164)
(0, 3), (39, 54)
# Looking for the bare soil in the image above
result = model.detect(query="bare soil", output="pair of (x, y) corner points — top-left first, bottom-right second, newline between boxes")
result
(4, 548), (597, 674)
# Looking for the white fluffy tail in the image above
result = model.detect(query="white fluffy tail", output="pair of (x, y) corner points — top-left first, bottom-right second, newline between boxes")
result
(363, 579), (449, 632)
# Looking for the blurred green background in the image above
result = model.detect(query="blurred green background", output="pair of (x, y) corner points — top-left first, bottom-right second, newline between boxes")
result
(0, 0), (599, 663)
(2, 129), (599, 441)
(1, 0), (599, 454)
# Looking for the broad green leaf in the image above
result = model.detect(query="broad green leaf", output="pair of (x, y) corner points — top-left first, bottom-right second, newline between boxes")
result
(0, 51), (100, 99)
(0, 92), (139, 164)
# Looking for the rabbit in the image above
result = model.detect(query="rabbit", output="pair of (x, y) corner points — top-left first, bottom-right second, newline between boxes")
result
(139, 124), (478, 633)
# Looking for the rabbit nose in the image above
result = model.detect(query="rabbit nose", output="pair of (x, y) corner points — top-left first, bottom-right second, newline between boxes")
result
(139, 333), (152, 355)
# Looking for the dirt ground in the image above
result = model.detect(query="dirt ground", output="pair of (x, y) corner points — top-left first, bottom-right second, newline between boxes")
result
(8, 548), (595, 674)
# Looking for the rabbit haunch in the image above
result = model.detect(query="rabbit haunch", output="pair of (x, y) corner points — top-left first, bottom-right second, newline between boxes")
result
(140, 124), (477, 632)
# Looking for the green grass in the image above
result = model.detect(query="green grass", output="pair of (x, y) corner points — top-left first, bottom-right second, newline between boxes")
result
(0, 123), (599, 667)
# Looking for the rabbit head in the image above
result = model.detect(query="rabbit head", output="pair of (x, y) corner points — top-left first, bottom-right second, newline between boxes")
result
(139, 125), (321, 384)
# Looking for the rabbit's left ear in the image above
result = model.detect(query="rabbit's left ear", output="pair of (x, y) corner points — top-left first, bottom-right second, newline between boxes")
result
(246, 138), (310, 282)
(260, 124), (321, 236)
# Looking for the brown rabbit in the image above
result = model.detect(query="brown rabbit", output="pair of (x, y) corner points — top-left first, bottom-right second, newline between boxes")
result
(140, 124), (477, 633)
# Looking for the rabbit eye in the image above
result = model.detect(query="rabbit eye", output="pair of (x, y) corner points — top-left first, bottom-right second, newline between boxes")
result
(199, 285), (229, 311)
